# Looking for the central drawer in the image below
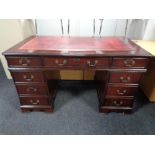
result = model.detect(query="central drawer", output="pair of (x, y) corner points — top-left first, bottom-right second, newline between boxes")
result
(43, 57), (83, 67)
(43, 57), (111, 69)
(84, 58), (111, 68)
(106, 85), (138, 97)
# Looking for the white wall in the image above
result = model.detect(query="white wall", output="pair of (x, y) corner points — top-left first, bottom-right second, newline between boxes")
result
(36, 19), (155, 39)
(0, 19), (35, 79)
(37, 19), (127, 37)
(143, 20), (155, 40)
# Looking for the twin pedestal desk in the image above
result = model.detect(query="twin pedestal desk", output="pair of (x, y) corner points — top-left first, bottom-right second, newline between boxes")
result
(3, 36), (152, 113)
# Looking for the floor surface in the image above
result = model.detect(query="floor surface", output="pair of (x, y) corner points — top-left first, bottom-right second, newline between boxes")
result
(0, 61), (155, 135)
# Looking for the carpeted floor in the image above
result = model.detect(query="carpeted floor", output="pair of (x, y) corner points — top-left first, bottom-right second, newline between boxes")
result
(0, 61), (155, 135)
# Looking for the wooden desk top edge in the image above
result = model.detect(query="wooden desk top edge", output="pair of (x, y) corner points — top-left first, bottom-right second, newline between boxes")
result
(3, 36), (152, 57)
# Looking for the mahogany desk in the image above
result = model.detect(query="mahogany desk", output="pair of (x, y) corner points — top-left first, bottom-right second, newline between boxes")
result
(3, 36), (152, 113)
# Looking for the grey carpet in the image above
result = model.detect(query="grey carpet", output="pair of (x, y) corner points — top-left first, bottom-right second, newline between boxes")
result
(0, 61), (155, 135)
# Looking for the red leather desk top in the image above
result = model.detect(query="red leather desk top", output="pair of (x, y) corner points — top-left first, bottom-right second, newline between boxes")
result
(19, 36), (134, 51)
(3, 36), (152, 57)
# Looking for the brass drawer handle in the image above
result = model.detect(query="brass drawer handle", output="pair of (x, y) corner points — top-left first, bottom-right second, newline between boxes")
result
(55, 59), (67, 66)
(113, 100), (123, 106)
(116, 89), (127, 95)
(23, 74), (34, 81)
(19, 57), (30, 66)
(26, 87), (37, 92)
(124, 59), (135, 67)
(120, 76), (131, 83)
(87, 60), (98, 67)
(29, 99), (40, 105)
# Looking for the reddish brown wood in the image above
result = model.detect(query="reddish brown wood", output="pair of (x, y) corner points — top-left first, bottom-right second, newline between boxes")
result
(43, 57), (111, 69)
(106, 85), (138, 97)
(43, 57), (84, 67)
(21, 106), (54, 113)
(6, 56), (42, 67)
(16, 84), (48, 95)
(112, 58), (149, 68)
(109, 72), (142, 83)
(104, 98), (134, 107)
(2, 36), (152, 113)
(84, 58), (111, 68)
(99, 106), (132, 114)
(11, 71), (45, 83)
(20, 96), (49, 106)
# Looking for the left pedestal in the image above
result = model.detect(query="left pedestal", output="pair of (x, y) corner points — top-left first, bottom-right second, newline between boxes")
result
(11, 70), (57, 112)
(5, 56), (57, 113)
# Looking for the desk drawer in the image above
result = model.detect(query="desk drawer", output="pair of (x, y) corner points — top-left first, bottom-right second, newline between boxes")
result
(12, 71), (44, 83)
(20, 96), (49, 106)
(43, 57), (84, 67)
(16, 84), (48, 95)
(7, 57), (42, 67)
(43, 57), (111, 68)
(109, 72), (142, 83)
(84, 58), (111, 68)
(106, 85), (138, 96)
(112, 58), (148, 68)
(104, 98), (133, 107)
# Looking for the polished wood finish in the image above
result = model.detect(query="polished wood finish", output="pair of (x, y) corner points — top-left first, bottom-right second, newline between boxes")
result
(11, 71), (45, 83)
(104, 98), (134, 107)
(7, 56), (42, 67)
(43, 57), (111, 69)
(112, 58), (149, 68)
(20, 96), (49, 106)
(16, 84), (48, 95)
(21, 106), (54, 113)
(109, 72), (142, 84)
(3, 36), (152, 113)
(106, 85), (138, 97)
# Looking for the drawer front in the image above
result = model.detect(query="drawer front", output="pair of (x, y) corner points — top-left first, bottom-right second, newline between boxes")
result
(109, 72), (142, 83)
(16, 84), (48, 95)
(84, 58), (111, 68)
(20, 96), (49, 106)
(12, 72), (44, 82)
(43, 57), (84, 67)
(7, 57), (42, 67)
(104, 98), (133, 107)
(43, 57), (111, 68)
(112, 58), (148, 68)
(106, 85), (138, 96)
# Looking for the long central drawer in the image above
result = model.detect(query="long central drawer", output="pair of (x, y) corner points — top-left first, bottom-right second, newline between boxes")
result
(43, 57), (111, 69)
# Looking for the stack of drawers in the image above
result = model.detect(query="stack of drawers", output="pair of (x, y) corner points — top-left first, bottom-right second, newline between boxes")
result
(7, 56), (54, 112)
(99, 57), (149, 113)
(6, 55), (149, 113)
